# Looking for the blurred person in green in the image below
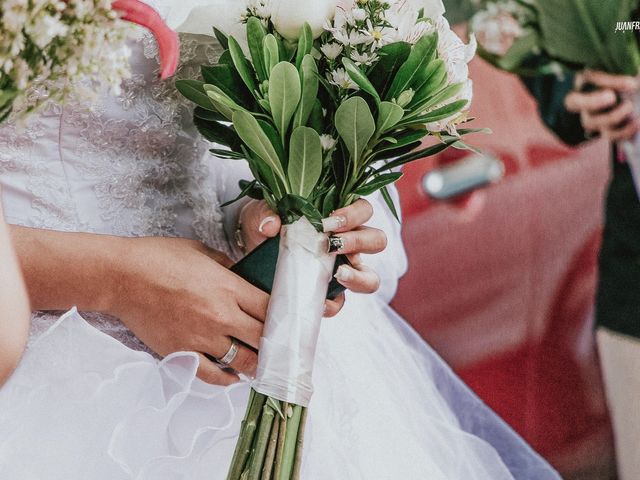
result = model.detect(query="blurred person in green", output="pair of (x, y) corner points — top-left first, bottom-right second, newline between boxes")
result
(523, 69), (640, 480)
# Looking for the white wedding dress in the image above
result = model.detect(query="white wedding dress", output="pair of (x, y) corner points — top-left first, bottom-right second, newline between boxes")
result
(0, 8), (560, 480)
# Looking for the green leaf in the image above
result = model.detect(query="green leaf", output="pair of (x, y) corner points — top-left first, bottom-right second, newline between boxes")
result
(263, 34), (280, 76)
(409, 59), (447, 109)
(209, 148), (245, 160)
(372, 130), (426, 160)
(193, 116), (240, 148)
(257, 119), (286, 167)
(221, 179), (259, 207)
(175, 80), (216, 111)
(376, 101), (404, 134)
(276, 194), (323, 230)
(288, 126), (323, 197)
(194, 106), (226, 122)
(387, 33), (438, 100)
(246, 17), (268, 82)
(342, 58), (381, 103)
(335, 96), (376, 170)
(380, 185), (400, 221)
(295, 23), (313, 69)
(376, 139), (457, 173)
(293, 54), (319, 128)
(409, 99), (468, 125)
(308, 99), (325, 134)
(201, 64), (252, 107)
(369, 42), (412, 98)
(355, 172), (403, 196)
(204, 85), (243, 120)
(414, 81), (465, 115)
(228, 35), (258, 96)
(232, 110), (289, 190)
(268, 62), (302, 142)
(213, 27), (229, 50)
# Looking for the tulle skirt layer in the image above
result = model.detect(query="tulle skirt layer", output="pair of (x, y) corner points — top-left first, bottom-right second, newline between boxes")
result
(0, 297), (560, 480)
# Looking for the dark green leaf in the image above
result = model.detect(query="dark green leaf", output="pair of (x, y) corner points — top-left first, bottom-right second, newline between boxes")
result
(380, 185), (400, 221)
(201, 64), (252, 107)
(342, 58), (381, 103)
(221, 179), (259, 207)
(194, 116), (240, 148)
(355, 172), (403, 196)
(387, 33), (438, 100)
(375, 101), (404, 134)
(194, 106), (226, 122)
(228, 36), (258, 96)
(375, 139), (456, 173)
(276, 194), (323, 230)
(369, 42), (412, 98)
(175, 79), (216, 111)
(209, 148), (245, 159)
(406, 99), (468, 125)
(213, 27), (229, 50)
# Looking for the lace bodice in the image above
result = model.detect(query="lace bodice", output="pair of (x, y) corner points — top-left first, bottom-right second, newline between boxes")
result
(0, 31), (238, 353)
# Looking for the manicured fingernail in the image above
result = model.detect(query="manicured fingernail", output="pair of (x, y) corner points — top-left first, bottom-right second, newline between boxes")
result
(322, 215), (346, 232)
(334, 265), (353, 282)
(258, 216), (276, 233)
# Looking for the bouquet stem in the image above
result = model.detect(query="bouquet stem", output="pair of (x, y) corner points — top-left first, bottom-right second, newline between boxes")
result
(228, 390), (307, 480)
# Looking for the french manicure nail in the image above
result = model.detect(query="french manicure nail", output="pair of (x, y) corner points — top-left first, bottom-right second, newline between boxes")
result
(258, 216), (276, 234)
(335, 265), (353, 282)
(322, 215), (347, 232)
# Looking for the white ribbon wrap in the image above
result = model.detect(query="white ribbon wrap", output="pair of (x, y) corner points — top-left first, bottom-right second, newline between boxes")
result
(251, 217), (334, 406)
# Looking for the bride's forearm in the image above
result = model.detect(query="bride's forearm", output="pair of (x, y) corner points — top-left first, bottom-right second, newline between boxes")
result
(9, 226), (126, 313)
(0, 210), (30, 385)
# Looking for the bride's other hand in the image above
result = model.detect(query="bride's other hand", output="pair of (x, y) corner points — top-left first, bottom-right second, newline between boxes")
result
(113, 236), (268, 385)
(239, 199), (386, 300)
(11, 226), (267, 386)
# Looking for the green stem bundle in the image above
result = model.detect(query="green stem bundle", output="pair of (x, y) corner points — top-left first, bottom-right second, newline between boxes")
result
(227, 390), (308, 480)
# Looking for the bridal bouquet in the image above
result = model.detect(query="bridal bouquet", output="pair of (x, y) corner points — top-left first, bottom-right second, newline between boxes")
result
(470, 0), (640, 77)
(0, 0), (179, 121)
(177, 0), (480, 478)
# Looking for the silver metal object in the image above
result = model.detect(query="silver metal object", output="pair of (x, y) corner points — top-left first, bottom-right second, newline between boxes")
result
(422, 153), (505, 200)
(218, 339), (239, 366)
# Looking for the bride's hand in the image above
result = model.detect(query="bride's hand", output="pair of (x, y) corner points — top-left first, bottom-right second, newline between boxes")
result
(239, 199), (387, 302)
(112, 236), (268, 385)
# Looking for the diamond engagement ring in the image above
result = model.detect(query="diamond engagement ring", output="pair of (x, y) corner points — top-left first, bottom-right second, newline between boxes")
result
(218, 339), (239, 366)
(328, 235), (344, 253)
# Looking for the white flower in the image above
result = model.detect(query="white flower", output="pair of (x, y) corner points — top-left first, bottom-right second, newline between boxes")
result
(350, 50), (378, 66)
(27, 13), (69, 49)
(352, 8), (368, 22)
(435, 17), (476, 85)
(328, 67), (359, 90)
(321, 42), (343, 60)
(360, 19), (395, 48)
(329, 25), (370, 46)
(470, 1), (524, 56)
(320, 134), (337, 151)
(270, 0), (339, 40)
(404, 0), (446, 19)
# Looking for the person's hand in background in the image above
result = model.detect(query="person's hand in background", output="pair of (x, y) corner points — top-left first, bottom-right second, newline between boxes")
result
(565, 70), (640, 141)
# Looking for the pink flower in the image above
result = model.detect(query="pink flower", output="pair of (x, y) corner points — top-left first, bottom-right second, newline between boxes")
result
(112, 0), (179, 79)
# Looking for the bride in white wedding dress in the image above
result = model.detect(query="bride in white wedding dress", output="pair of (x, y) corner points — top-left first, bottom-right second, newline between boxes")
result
(0, 3), (561, 479)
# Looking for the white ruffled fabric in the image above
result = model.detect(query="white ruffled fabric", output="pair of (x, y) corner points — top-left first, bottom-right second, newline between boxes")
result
(0, 298), (560, 480)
